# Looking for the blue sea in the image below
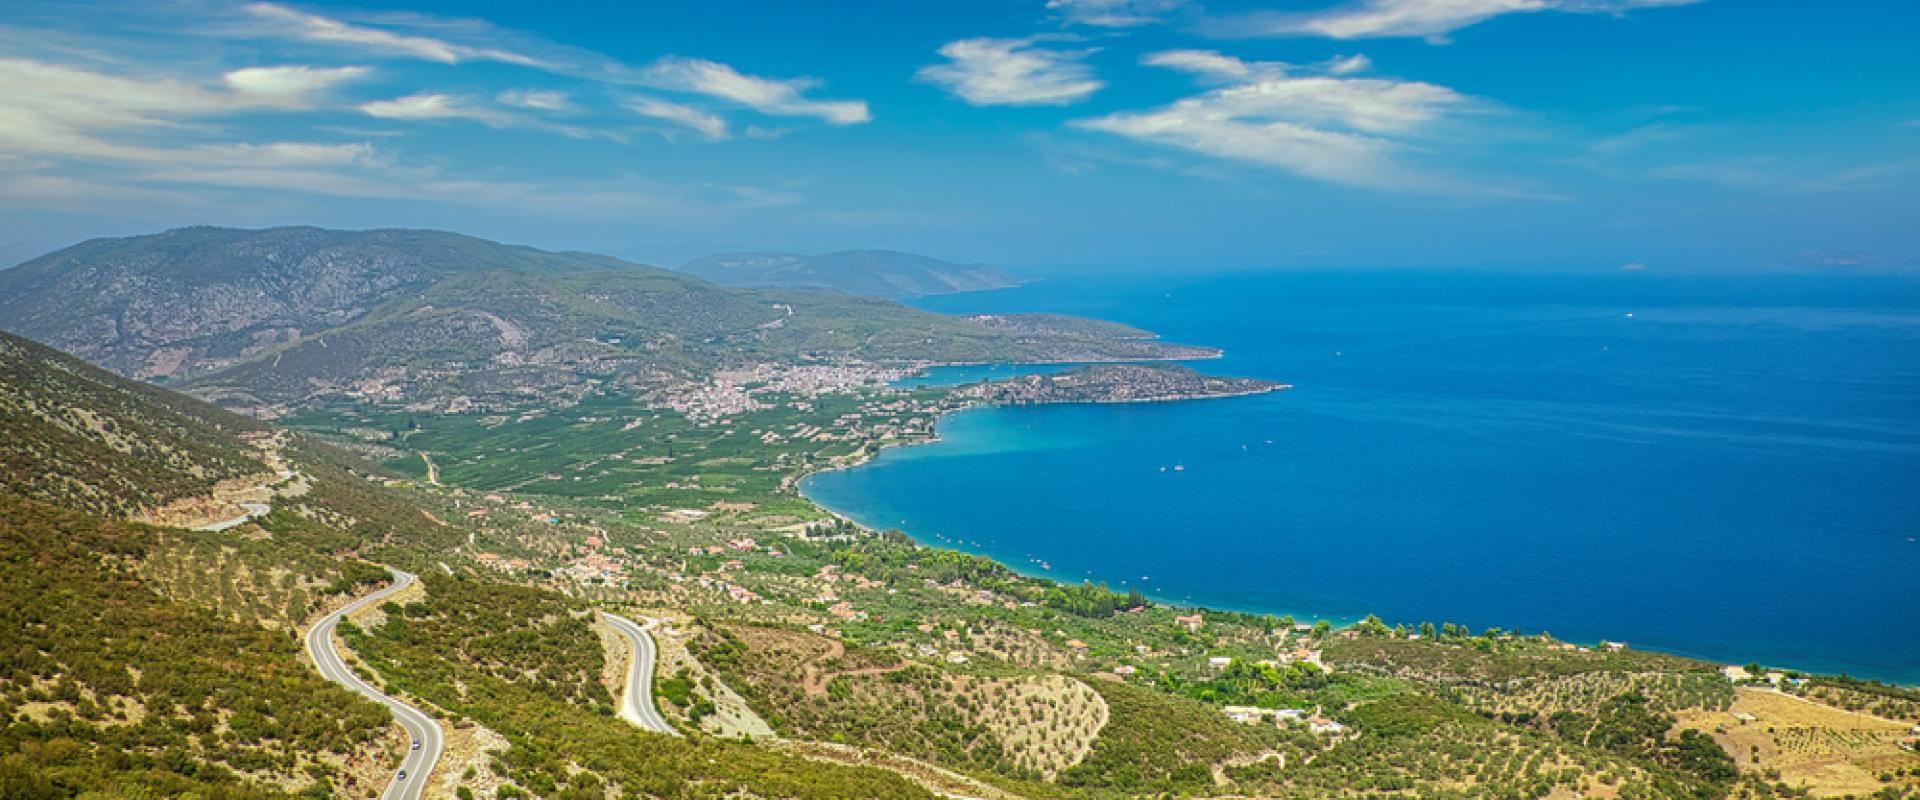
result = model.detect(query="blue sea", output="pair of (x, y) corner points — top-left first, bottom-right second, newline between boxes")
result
(802, 270), (1920, 683)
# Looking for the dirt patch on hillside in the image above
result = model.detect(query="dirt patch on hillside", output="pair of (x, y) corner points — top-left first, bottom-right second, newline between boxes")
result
(775, 740), (1025, 800)
(1675, 687), (1920, 797)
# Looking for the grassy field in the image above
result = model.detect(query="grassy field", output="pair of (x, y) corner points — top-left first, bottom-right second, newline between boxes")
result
(1676, 687), (1920, 797)
(285, 387), (950, 520)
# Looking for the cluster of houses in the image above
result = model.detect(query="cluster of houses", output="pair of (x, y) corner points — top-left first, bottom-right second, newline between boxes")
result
(655, 363), (913, 423)
(912, 641), (971, 664)
(1540, 638), (1629, 654)
(472, 552), (533, 572)
(1719, 664), (1806, 687)
(655, 377), (768, 421)
(1222, 705), (1348, 735)
(1204, 648), (1326, 673)
(908, 627), (975, 665)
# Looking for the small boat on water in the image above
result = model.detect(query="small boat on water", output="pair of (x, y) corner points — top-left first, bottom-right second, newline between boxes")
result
(1173, 464), (1185, 472)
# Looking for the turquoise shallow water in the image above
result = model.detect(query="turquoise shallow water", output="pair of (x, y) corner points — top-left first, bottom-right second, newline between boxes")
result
(802, 270), (1920, 683)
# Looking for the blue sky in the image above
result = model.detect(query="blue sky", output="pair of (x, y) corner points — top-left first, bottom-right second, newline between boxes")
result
(0, 0), (1914, 271)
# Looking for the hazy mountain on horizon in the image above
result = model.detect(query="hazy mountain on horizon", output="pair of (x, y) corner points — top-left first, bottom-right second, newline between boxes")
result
(0, 226), (1210, 416)
(679, 249), (1021, 299)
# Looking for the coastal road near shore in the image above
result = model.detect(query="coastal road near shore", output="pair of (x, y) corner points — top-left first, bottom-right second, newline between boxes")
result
(603, 612), (683, 736)
(305, 570), (445, 800)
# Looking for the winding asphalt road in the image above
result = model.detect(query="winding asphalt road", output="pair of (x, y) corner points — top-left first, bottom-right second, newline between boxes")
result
(193, 501), (272, 532)
(602, 612), (683, 736)
(306, 570), (445, 800)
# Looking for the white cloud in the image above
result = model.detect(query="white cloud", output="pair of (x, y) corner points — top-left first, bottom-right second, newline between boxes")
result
(0, 57), (371, 164)
(239, 2), (545, 66)
(1047, 0), (1188, 27)
(228, 5), (870, 131)
(358, 92), (600, 139)
(636, 57), (869, 125)
(0, 51), (786, 222)
(918, 38), (1103, 107)
(1203, 0), (1700, 43)
(625, 96), (729, 141)
(1135, 52), (1463, 133)
(1075, 51), (1496, 192)
(223, 65), (370, 105)
(496, 89), (574, 112)
(1324, 54), (1373, 74)
(360, 93), (492, 121)
(1141, 49), (1257, 81)
(187, 141), (376, 167)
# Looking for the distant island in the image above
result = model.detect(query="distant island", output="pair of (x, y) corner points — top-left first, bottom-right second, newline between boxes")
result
(960, 363), (1287, 405)
(679, 249), (1021, 299)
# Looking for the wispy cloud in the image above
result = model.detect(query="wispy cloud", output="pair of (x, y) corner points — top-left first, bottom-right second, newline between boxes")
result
(0, 5), (872, 230)
(495, 88), (574, 112)
(625, 95), (730, 141)
(223, 65), (370, 105)
(1075, 50), (1517, 193)
(1201, 0), (1700, 43)
(0, 56), (368, 163)
(918, 38), (1103, 106)
(359, 92), (604, 139)
(239, 2), (546, 66)
(633, 57), (869, 125)
(360, 92), (499, 122)
(231, 4), (870, 128)
(1047, 0), (1188, 27)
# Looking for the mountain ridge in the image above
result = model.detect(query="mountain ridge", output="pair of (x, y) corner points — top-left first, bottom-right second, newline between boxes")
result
(0, 225), (649, 380)
(0, 227), (1214, 417)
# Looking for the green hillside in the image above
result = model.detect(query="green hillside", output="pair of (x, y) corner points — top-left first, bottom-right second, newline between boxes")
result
(0, 226), (638, 381)
(0, 494), (393, 799)
(0, 331), (269, 517)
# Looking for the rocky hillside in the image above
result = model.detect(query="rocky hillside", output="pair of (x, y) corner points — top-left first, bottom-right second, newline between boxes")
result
(0, 226), (639, 381)
(1, 227), (1213, 416)
(0, 330), (269, 517)
(680, 249), (1020, 298)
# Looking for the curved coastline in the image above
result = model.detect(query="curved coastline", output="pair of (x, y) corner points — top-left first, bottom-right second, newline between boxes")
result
(795, 374), (1918, 686)
(795, 382), (1361, 629)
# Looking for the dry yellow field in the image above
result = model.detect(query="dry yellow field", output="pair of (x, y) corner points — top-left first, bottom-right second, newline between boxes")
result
(1675, 687), (1920, 797)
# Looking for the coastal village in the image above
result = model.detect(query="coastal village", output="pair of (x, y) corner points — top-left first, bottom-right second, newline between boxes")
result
(653, 363), (915, 422)
(302, 353), (1920, 799)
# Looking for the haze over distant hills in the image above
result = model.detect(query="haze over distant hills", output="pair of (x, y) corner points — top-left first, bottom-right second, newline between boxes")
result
(679, 249), (1021, 299)
(0, 227), (1209, 416)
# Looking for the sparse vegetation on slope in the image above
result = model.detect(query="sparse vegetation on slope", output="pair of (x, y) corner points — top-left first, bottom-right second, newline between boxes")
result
(0, 495), (392, 799)
(0, 331), (268, 517)
(346, 574), (933, 799)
